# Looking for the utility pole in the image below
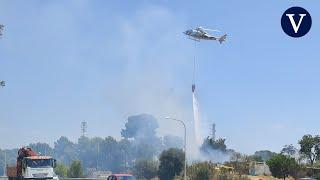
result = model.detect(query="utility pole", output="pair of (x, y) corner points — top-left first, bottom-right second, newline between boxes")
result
(1, 25), (5, 89)
(165, 117), (187, 180)
(211, 123), (216, 140)
(4, 151), (7, 176)
(96, 142), (99, 170)
(81, 121), (87, 137)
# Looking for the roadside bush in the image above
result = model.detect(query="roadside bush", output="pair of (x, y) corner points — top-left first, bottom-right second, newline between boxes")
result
(187, 161), (250, 180)
(267, 154), (299, 179)
(158, 148), (184, 180)
(133, 158), (158, 179)
(67, 160), (84, 178)
(54, 163), (68, 178)
(187, 162), (215, 180)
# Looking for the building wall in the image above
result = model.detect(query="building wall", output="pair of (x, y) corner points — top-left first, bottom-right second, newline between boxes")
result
(249, 162), (271, 176)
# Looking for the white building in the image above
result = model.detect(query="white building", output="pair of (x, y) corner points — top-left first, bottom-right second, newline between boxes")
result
(249, 162), (271, 176)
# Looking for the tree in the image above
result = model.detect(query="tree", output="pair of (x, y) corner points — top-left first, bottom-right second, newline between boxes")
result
(54, 136), (79, 165)
(121, 114), (162, 158)
(299, 134), (320, 166)
(254, 150), (276, 162)
(248, 155), (263, 162)
(0, 150), (5, 176)
(201, 137), (227, 153)
(133, 158), (158, 179)
(228, 152), (250, 175)
(281, 144), (297, 157)
(187, 162), (215, 180)
(90, 137), (105, 170)
(67, 160), (84, 178)
(29, 142), (53, 156)
(200, 137), (234, 162)
(100, 136), (120, 172)
(77, 136), (94, 169)
(121, 114), (159, 140)
(267, 154), (299, 180)
(54, 163), (68, 178)
(158, 148), (184, 180)
(116, 138), (133, 172)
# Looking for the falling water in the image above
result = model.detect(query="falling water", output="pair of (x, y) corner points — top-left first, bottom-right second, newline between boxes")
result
(192, 92), (202, 146)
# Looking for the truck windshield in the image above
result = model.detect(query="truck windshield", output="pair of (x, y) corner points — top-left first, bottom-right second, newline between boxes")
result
(26, 159), (53, 168)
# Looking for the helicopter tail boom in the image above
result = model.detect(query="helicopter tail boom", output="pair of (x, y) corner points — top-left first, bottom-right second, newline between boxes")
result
(218, 34), (227, 44)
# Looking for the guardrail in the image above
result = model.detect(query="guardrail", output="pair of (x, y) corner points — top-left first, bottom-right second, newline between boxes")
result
(60, 178), (107, 180)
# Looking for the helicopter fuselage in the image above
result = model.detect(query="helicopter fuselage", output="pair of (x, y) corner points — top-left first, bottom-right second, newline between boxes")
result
(184, 29), (217, 41)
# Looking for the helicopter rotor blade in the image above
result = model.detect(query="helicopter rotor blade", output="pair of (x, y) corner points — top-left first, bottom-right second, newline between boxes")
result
(202, 28), (221, 32)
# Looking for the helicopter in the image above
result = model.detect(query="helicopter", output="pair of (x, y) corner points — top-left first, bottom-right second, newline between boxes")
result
(0, 81), (5, 87)
(184, 26), (227, 43)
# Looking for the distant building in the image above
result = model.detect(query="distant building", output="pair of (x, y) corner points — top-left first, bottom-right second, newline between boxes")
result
(249, 162), (271, 176)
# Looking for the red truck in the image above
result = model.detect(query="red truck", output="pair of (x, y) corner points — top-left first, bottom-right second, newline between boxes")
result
(6, 147), (58, 180)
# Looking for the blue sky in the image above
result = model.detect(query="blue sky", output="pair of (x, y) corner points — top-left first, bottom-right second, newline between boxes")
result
(0, 0), (320, 154)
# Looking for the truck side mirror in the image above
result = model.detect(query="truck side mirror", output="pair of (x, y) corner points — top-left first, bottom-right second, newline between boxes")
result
(53, 159), (57, 168)
(22, 159), (27, 169)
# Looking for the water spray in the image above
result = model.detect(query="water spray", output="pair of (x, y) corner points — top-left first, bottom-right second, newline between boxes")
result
(184, 26), (227, 162)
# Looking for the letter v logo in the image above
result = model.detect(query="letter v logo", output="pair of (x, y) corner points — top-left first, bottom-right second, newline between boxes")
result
(281, 7), (312, 38)
(286, 14), (306, 33)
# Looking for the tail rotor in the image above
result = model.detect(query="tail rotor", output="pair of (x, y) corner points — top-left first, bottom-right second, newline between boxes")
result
(218, 34), (227, 44)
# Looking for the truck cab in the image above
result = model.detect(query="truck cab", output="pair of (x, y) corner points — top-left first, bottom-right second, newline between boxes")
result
(21, 156), (57, 179)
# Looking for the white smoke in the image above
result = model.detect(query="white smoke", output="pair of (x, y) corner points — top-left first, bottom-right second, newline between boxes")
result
(193, 149), (231, 163)
(191, 91), (232, 163)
